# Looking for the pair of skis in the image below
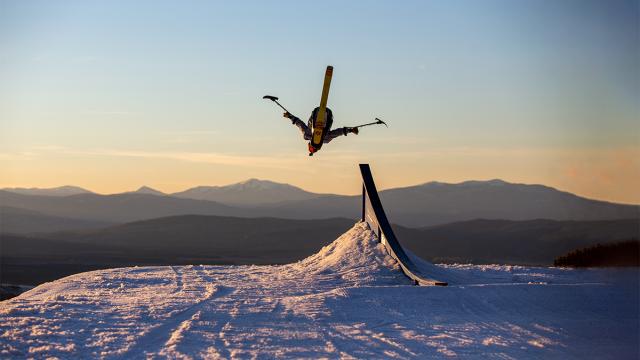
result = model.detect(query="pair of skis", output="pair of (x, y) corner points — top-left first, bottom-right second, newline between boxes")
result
(263, 65), (387, 155)
(308, 65), (333, 152)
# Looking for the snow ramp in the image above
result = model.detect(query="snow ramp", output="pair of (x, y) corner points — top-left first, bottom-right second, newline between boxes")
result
(360, 164), (447, 286)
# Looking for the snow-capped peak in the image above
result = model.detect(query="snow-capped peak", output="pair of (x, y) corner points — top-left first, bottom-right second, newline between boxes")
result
(459, 179), (508, 187)
(170, 178), (318, 206)
(132, 186), (165, 196)
(420, 179), (509, 187)
(232, 178), (296, 191)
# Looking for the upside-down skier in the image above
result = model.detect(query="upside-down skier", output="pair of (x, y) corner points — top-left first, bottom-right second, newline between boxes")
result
(284, 108), (359, 154)
(263, 66), (387, 156)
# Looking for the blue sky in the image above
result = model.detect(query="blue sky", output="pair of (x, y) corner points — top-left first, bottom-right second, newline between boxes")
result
(1, 0), (638, 202)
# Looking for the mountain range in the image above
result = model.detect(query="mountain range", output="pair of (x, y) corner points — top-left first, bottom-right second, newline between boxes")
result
(171, 179), (321, 206)
(1, 186), (92, 197)
(0, 206), (115, 234)
(1, 179), (637, 229)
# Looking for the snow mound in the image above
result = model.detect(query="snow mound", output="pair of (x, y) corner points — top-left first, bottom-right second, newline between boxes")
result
(287, 221), (411, 286)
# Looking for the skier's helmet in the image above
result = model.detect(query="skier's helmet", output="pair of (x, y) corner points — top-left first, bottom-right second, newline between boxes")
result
(308, 107), (333, 130)
(308, 142), (318, 154)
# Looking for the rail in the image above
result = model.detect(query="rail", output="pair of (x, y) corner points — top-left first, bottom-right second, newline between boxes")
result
(360, 164), (447, 286)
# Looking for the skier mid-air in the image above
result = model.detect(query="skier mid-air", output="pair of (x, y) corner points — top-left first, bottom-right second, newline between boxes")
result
(284, 108), (359, 155)
(263, 66), (387, 156)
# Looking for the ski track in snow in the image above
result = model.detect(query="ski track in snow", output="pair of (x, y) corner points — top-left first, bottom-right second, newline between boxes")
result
(1, 222), (638, 359)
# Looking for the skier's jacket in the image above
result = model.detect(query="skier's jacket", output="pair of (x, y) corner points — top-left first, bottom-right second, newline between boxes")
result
(290, 108), (350, 143)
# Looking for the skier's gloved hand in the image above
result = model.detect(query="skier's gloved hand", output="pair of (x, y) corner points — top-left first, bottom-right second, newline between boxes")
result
(342, 127), (359, 136)
(283, 112), (292, 119)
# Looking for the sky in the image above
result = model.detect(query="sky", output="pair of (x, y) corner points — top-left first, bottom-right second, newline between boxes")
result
(1, 0), (638, 203)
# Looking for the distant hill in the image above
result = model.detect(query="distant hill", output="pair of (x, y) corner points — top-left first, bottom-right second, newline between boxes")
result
(0, 232), (129, 286)
(0, 206), (115, 234)
(1, 232), (124, 259)
(377, 180), (639, 226)
(1, 179), (637, 227)
(42, 215), (355, 263)
(263, 180), (639, 227)
(1, 185), (92, 197)
(395, 218), (640, 265)
(172, 179), (322, 206)
(0, 190), (246, 223)
(13, 214), (638, 264)
(1, 215), (355, 285)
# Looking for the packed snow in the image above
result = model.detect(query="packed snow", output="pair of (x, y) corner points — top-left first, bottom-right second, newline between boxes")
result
(1, 222), (638, 358)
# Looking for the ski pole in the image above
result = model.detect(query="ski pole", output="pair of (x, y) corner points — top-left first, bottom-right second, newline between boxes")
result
(262, 95), (292, 114)
(354, 118), (388, 129)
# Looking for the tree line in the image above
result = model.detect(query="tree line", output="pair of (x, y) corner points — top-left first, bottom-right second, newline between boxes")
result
(554, 240), (639, 267)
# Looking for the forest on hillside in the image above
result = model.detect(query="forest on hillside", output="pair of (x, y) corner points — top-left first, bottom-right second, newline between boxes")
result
(554, 240), (639, 267)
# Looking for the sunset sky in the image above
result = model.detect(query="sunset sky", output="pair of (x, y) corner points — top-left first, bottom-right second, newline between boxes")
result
(1, 0), (638, 203)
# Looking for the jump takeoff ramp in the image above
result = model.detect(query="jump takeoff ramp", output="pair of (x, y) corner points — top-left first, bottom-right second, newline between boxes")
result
(360, 164), (448, 286)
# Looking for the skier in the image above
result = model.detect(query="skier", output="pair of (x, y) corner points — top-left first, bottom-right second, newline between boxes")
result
(263, 66), (386, 156)
(283, 107), (359, 155)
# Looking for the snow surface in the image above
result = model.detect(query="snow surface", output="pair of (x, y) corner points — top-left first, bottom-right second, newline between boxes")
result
(1, 222), (638, 359)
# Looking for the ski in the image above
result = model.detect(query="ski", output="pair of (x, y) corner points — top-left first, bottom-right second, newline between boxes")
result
(310, 66), (333, 151)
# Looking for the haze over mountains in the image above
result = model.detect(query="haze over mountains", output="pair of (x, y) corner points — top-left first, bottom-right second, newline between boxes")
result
(36, 216), (640, 265)
(2, 178), (637, 287)
(0, 190), (240, 224)
(377, 179), (639, 226)
(0, 207), (115, 234)
(1, 186), (92, 197)
(2, 179), (637, 228)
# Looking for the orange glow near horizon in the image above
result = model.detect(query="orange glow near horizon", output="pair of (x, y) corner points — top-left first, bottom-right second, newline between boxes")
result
(1, 146), (638, 204)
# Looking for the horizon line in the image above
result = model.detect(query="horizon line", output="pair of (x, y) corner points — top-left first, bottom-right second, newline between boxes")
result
(2, 178), (639, 206)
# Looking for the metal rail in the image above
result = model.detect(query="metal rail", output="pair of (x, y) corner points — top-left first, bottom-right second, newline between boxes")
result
(360, 164), (447, 286)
